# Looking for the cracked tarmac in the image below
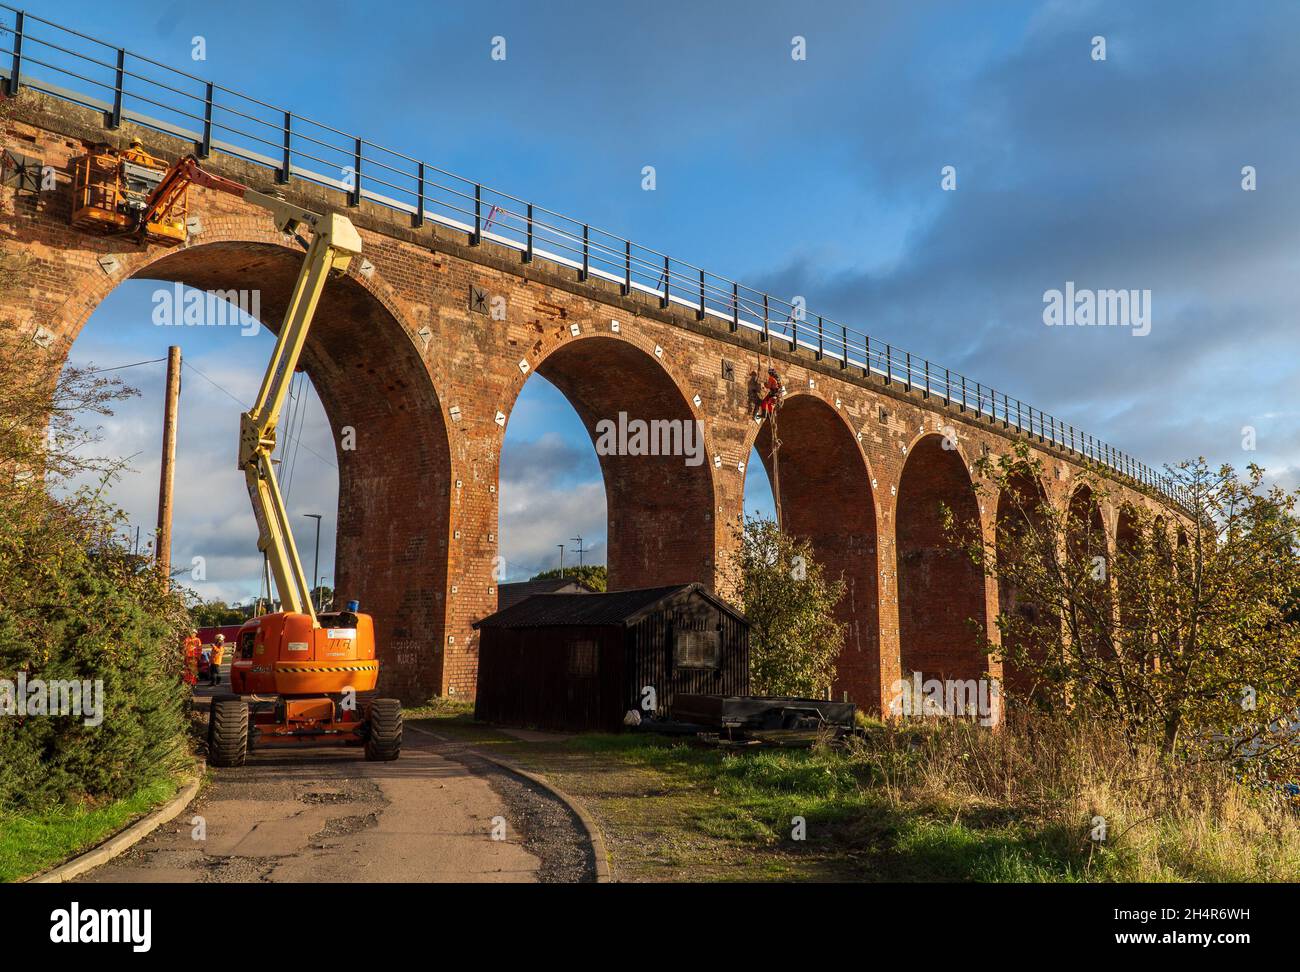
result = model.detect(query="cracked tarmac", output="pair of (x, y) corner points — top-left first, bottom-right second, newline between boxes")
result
(76, 705), (593, 883)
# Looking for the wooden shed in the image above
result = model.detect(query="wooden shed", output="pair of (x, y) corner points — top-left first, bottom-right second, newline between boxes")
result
(473, 584), (749, 732)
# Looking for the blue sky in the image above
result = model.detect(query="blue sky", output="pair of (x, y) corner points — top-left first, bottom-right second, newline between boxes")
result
(40, 0), (1300, 603)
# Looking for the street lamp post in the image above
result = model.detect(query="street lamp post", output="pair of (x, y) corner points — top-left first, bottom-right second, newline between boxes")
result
(303, 513), (322, 612)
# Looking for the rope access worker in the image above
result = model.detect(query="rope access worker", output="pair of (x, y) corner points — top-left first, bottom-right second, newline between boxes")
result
(754, 367), (785, 422)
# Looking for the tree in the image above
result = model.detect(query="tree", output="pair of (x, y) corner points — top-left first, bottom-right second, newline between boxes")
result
(0, 318), (138, 488)
(530, 564), (607, 592)
(728, 515), (845, 698)
(0, 311), (191, 810)
(189, 598), (246, 628)
(960, 445), (1300, 776)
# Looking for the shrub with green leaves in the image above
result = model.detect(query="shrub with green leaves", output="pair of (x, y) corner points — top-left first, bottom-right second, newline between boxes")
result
(0, 317), (191, 811)
(728, 515), (845, 698)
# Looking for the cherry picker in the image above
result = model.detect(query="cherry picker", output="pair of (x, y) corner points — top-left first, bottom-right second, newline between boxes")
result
(69, 144), (402, 765)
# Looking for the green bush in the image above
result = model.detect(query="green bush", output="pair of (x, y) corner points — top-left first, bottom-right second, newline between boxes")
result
(0, 488), (191, 810)
(0, 315), (192, 812)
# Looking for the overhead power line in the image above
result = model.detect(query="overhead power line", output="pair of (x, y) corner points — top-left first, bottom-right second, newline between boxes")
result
(181, 359), (337, 471)
(85, 356), (167, 374)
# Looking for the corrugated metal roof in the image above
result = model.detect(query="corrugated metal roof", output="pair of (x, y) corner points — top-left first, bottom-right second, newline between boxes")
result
(474, 583), (746, 629)
(497, 578), (594, 611)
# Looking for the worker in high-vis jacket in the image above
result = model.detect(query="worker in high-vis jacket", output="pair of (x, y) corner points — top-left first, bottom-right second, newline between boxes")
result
(183, 629), (202, 686)
(208, 633), (226, 685)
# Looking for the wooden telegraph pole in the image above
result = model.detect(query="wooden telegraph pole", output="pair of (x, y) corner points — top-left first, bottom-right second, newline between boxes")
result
(155, 345), (182, 580)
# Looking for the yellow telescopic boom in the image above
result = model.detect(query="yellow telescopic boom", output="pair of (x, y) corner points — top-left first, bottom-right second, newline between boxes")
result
(237, 207), (362, 622)
(138, 157), (363, 623)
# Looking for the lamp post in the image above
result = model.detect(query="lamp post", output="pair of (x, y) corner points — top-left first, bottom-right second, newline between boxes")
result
(303, 513), (322, 612)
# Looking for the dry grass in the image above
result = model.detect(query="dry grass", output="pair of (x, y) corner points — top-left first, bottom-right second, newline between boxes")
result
(854, 713), (1300, 881)
(410, 707), (1299, 881)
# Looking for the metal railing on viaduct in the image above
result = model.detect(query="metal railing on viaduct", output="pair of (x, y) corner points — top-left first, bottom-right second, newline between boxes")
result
(0, 5), (1189, 509)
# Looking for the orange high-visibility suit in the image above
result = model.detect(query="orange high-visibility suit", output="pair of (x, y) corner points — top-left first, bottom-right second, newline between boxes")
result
(755, 369), (784, 420)
(183, 634), (202, 686)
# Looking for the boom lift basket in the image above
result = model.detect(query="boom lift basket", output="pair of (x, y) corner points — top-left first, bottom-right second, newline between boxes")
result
(69, 142), (188, 245)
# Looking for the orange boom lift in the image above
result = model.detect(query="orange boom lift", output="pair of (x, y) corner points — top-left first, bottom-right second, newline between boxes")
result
(70, 147), (402, 765)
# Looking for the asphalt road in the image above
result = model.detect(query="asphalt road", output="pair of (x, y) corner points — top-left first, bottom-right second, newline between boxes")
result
(76, 668), (593, 883)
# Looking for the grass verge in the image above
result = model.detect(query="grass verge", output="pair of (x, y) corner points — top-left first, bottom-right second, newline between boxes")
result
(0, 774), (184, 882)
(409, 709), (1300, 882)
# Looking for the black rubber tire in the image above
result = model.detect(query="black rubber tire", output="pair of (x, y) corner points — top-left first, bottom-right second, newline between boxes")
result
(364, 698), (402, 762)
(208, 695), (249, 767)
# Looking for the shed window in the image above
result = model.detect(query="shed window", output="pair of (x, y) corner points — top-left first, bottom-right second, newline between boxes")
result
(567, 639), (599, 678)
(674, 628), (720, 670)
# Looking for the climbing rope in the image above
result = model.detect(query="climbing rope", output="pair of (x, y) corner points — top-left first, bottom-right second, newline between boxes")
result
(755, 338), (784, 530)
(768, 402), (784, 530)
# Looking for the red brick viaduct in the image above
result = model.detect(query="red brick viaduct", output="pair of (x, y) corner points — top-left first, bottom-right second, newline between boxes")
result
(1, 88), (1185, 711)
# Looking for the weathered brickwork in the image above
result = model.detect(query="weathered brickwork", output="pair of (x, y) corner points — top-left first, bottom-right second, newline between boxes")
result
(0, 89), (1182, 708)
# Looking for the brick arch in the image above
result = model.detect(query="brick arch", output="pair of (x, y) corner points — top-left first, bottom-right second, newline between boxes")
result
(1115, 504), (1141, 554)
(1151, 514), (1178, 583)
(503, 333), (717, 591)
(896, 432), (987, 683)
(1153, 514), (1168, 543)
(1114, 504), (1144, 657)
(748, 391), (881, 707)
(739, 388), (883, 491)
(1116, 502), (1142, 534)
(1067, 483), (1108, 563)
(895, 425), (977, 494)
(995, 468), (1054, 700)
(503, 325), (721, 464)
(1066, 483), (1115, 666)
(78, 236), (450, 703)
(55, 217), (415, 340)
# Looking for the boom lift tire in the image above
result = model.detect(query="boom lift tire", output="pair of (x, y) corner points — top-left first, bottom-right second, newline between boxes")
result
(209, 695), (249, 767)
(364, 698), (402, 762)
